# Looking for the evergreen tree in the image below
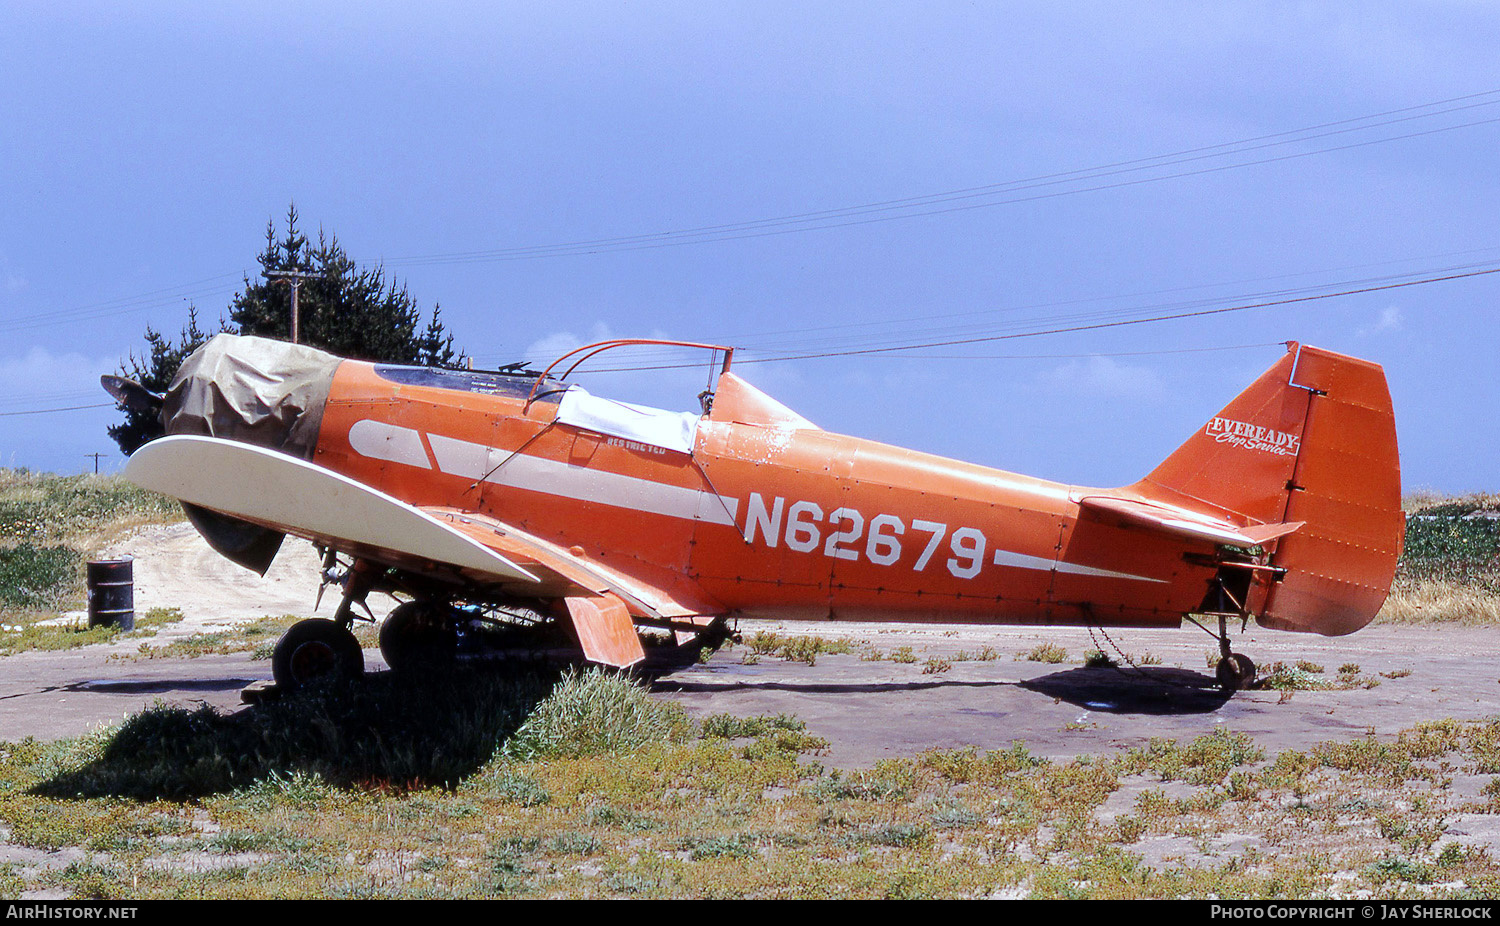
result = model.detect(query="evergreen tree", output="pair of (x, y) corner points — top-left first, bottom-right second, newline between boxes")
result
(107, 306), (228, 455)
(109, 204), (467, 455)
(230, 204), (463, 366)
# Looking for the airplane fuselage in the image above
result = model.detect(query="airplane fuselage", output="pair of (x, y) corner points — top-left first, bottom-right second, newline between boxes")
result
(126, 333), (1402, 687)
(313, 361), (1227, 630)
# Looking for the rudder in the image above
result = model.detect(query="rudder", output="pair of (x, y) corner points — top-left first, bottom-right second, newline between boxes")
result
(1259, 346), (1403, 635)
(1134, 343), (1403, 635)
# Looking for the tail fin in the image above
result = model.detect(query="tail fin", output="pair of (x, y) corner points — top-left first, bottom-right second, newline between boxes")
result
(1135, 343), (1403, 636)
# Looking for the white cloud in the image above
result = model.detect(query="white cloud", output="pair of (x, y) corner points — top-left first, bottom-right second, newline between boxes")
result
(522, 321), (616, 368)
(0, 347), (116, 408)
(0, 252), (25, 294)
(1040, 355), (1164, 402)
(1358, 305), (1403, 337)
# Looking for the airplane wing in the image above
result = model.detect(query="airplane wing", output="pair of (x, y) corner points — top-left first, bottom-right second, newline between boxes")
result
(423, 506), (729, 667)
(419, 506), (721, 621)
(126, 436), (539, 585)
(1077, 494), (1304, 548)
(126, 435), (716, 668)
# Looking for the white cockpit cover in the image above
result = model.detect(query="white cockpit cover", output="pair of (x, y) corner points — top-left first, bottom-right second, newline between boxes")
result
(556, 386), (700, 454)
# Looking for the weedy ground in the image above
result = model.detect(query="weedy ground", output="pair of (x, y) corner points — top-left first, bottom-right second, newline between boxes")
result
(3, 477), (1500, 898)
(1380, 493), (1500, 625)
(3, 607), (185, 657)
(0, 469), (180, 654)
(3, 668), (1500, 899)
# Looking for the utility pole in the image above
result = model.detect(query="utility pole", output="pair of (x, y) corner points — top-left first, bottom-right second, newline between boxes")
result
(84, 452), (105, 474)
(261, 269), (321, 344)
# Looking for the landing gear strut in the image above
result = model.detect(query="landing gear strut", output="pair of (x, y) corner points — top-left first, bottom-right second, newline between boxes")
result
(1191, 564), (1262, 693)
(1212, 612), (1257, 693)
(271, 558), (379, 692)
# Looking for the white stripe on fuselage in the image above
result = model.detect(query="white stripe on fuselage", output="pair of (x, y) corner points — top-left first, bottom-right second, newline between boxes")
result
(348, 420), (738, 526)
(992, 549), (1166, 584)
(347, 419), (1161, 582)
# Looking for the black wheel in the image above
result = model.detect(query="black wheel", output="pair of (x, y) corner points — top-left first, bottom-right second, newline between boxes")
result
(272, 618), (365, 691)
(1216, 653), (1257, 692)
(379, 601), (458, 672)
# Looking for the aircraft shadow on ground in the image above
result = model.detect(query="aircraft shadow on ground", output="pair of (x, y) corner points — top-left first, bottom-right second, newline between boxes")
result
(658, 663), (1231, 716)
(64, 678), (260, 695)
(654, 677), (1013, 696)
(1019, 665), (1232, 715)
(31, 666), (563, 802)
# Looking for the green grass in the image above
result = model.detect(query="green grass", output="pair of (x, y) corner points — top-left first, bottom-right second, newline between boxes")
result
(126, 615), (300, 661)
(740, 631), (854, 666)
(0, 607), (184, 656)
(1025, 642), (1068, 664)
(0, 544), (82, 609)
(0, 468), (180, 643)
(500, 668), (692, 761)
(0, 468), (178, 548)
(6, 669), (1500, 898)
(1380, 494), (1500, 624)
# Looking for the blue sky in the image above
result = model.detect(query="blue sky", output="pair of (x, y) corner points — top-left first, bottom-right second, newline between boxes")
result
(2, 2), (1496, 491)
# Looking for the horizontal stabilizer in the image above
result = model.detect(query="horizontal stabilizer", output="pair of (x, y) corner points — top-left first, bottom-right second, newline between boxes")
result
(1078, 495), (1303, 548)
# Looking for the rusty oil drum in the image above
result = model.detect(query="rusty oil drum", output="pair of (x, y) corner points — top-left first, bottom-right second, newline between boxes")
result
(86, 558), (134, 631)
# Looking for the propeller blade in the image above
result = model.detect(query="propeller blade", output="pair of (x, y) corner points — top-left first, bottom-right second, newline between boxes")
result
(100, 375), (164, 414)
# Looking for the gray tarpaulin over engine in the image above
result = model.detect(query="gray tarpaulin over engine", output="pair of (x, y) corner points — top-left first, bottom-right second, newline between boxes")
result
(160, 334), (344, 574)
(163, 333), (341, 459)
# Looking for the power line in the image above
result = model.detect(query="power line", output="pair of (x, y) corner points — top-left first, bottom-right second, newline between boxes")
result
(453, 245), (1500, 371)
(710, 244), (1500, 349)
(371, 91), (1500, 266)
(748, 265), (1500, 365)
(10, 87), (1498, 335)
(2, 259), (1491, 414)
(572, 263), (1500, 373)
(549, 255), (1500, 369)
(0, 274), (241, 334)
(0, 402), (112, 417)
(788, 342), (1290, 362)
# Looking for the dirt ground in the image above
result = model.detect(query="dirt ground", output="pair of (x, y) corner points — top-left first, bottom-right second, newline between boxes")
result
(2, 522), (1497, 768)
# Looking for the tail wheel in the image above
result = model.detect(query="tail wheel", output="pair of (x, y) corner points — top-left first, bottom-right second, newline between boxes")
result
(379, 601), (458, 672)
(1216, 653), (1257, 692)
(272, 618), (365, 690)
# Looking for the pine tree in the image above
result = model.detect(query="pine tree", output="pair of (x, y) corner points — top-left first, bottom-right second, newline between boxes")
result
(229, 204), (466, 365)
(107, 306), (228, 455)
(109, 204), (468, 455)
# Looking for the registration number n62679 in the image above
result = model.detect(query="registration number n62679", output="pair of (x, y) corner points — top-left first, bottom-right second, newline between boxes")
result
(740, 492), (987, 579)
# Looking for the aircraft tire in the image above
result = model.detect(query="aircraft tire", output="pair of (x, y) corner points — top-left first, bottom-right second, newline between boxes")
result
(272, 618), (365, 691)
(1216, 653), (1256, 692)
(379, 601), (458, 673)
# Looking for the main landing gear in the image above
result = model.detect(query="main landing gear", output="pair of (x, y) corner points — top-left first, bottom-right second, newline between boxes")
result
(266, 550), (730, 690)
(378, 600), (458, 672)
(271, 618), (364, 690)
(271, 557), (378, 692)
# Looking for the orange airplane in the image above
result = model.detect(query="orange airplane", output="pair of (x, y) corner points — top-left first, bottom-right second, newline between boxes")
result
(116, 334), (1403, 693)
